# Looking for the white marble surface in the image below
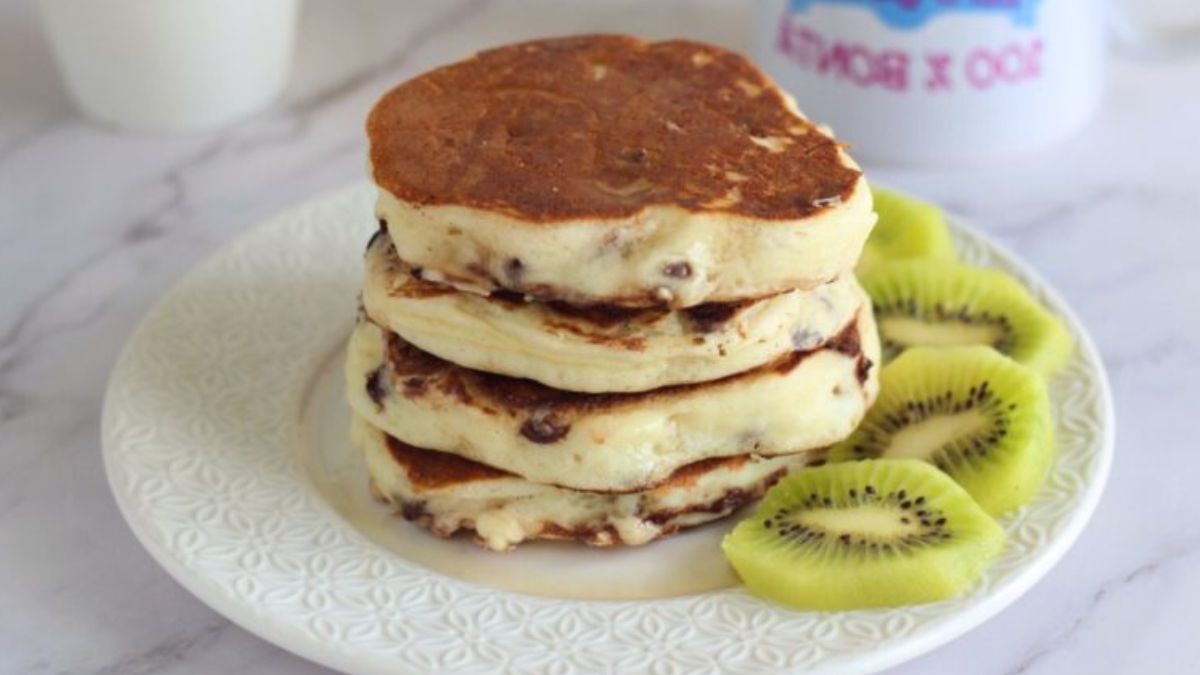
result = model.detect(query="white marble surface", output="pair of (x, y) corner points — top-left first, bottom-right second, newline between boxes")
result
(2, 1), (1199, 673)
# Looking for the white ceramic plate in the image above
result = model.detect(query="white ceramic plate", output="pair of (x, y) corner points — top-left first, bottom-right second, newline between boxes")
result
(103, 184), (1114, 675)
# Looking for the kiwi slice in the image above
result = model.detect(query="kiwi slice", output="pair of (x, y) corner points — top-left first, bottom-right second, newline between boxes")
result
(722, 459), (1004, 611)
(863, 260), (1073, 376)
(831, 346), (1053, 516)
(857, 187), (957, 274)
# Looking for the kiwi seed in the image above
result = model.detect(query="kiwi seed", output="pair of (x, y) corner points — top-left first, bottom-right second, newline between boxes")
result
(722, 459), (1005, 611)
(831, 345), (1053, 516)
(861, 260), (1073, 376)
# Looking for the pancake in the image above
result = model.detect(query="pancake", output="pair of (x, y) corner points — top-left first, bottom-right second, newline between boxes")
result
(352, 414), (816, 551)
(368, 35), (874, 308)
(361, 232), (864, 392)
(344, 298), (880, 492)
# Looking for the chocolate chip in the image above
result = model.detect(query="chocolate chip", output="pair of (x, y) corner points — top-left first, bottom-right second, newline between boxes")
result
(505, 257), (525, 284)
(856, 357), (873, 385)
(377, 217), (388, 232)
(365, 366), (388, 408)
(400, 502), (427, 521)
(662, 261), (692, 278)
(520, 414), (570, 443)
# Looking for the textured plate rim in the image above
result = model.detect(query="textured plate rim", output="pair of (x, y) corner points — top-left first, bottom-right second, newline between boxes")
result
(101, 183), (1115, 675)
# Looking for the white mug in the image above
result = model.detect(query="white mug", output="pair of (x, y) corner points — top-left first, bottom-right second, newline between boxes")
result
(753, 0), (1193, 165)
(39, 0), (298, 133)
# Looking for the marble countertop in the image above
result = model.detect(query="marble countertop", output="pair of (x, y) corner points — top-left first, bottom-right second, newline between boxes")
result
(3, 1), (1199, 673)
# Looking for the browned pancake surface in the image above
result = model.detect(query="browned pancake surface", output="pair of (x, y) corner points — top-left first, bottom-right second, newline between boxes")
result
(368, 35), (859, 222)
(373, 231), (774, 336)
(384, 434), (512, 489)
(375, 429), (805, 546)
(382, 431), (798, 495)
(365, 314), (867, 445)
(376, 319), (861, 409)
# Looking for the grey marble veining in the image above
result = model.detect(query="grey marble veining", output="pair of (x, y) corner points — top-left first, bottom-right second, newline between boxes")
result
(2, 0), (1199, 673)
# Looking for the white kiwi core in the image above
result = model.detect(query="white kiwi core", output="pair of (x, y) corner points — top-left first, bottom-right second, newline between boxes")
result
(881, 317), (1001, 349)
(794, 505), (921, 538)
(885, 410), (989, 460)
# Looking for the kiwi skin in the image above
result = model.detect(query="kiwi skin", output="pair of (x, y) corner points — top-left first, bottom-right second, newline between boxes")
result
(857, 187), (957, 275)
(830, 346), (1054, 516)
(722, 459), (1005, 611)
(862, 260), (1073, 377)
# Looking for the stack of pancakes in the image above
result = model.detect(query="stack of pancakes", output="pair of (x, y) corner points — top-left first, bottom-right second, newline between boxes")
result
(346, 35), (881, 551)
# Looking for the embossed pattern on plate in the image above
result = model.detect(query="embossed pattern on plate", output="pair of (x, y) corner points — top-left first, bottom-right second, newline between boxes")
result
(102, 184), (1114, 675)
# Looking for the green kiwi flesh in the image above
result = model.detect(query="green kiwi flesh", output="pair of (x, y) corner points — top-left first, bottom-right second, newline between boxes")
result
(831, 346), (1053, 516)
(862, 260), (1073, 376)
(722, 459), (1004, 610)
(857, 187), (957, 274)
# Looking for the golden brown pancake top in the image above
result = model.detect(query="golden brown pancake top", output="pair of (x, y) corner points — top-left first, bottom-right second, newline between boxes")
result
(367, 35), (860, 222)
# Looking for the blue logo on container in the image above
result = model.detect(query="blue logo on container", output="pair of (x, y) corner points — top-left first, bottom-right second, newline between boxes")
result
(787, 0), (1040, 30)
